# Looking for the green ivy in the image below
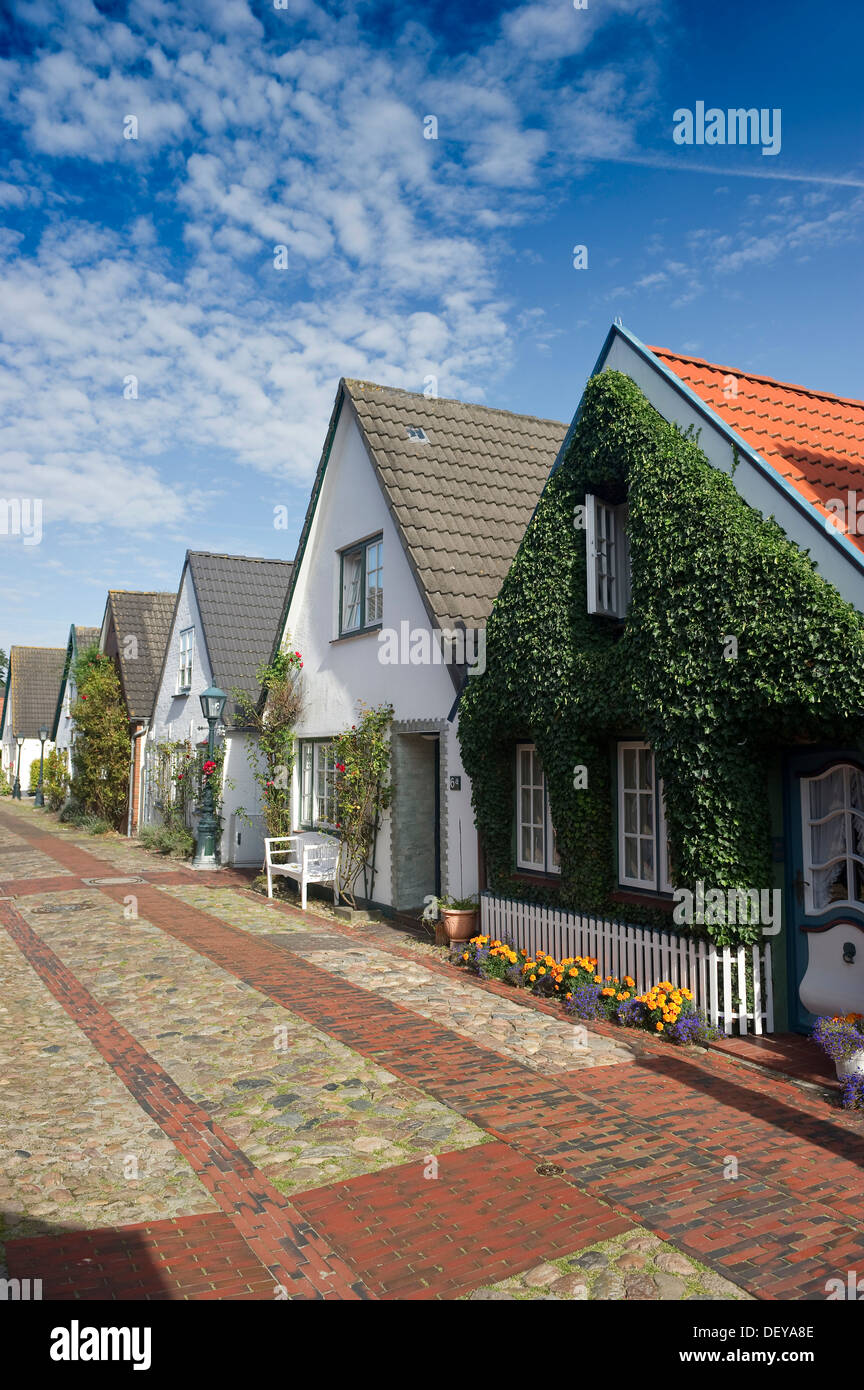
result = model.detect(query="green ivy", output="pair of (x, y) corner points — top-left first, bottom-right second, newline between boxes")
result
(459, 370), (864, 946)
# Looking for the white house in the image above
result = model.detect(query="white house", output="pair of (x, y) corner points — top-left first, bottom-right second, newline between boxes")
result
(0, 645), (65, 793)
(279, 378), (565, 915)
(51, 624), (100, 781)
(145, 551), (293, 866)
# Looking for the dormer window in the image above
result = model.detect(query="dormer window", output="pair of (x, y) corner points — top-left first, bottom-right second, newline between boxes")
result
(586, 493), (630, 619)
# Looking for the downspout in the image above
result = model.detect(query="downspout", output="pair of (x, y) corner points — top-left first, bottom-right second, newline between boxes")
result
(127, 721), (149, 837)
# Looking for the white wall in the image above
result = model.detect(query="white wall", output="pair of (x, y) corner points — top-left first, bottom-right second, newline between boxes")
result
(284, 405), (478, 906)
(147, 569), (264, 863)
(2, 735), (50, 793)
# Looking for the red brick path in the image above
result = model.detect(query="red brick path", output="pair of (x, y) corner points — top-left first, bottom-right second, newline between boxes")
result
(3, 807), (864, 1302)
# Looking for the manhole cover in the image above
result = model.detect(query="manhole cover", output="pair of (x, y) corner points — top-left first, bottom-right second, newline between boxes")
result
(81, 876), (145, 885)
(535, 1163), (564, 1177)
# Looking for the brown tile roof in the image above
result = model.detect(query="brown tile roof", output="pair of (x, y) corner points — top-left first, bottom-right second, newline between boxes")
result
(5, 646), (66, 738)
(105, 591), (176, 720)
(650, 346), (864, 553)
(343, 381), (567, 628)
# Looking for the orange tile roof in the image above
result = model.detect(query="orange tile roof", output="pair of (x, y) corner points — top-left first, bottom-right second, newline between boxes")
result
(649, 346), (864, 554)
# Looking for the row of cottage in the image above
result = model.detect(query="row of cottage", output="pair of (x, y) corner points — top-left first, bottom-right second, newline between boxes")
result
(4, 322), (864, 1034)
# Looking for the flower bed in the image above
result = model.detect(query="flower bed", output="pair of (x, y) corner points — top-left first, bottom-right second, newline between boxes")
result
(452, 935), (717, 1047)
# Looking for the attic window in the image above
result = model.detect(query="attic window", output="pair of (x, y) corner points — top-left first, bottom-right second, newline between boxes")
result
(406, 426), (428, 442)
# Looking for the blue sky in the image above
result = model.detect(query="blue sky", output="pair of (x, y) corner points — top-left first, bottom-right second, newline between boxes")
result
(1, 0), (863, 650)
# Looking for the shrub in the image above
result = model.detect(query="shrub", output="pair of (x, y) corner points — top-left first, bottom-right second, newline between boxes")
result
(59, 802), (85, 824)
(69, 649), (130, 829)
(0, 765), (11, 795)
(138, 822), (195, 859)
(43, 747), (70, 811)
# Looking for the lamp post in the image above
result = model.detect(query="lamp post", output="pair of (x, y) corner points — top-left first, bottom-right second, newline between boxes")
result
(191, 685), (227, 869)
(34, 724), (49, 807)
(12, 733), (24, 800)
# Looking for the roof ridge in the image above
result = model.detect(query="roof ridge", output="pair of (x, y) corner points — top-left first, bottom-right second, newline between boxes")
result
(649, 345), (864, 410)
(342, 377), (567, 428)
(188, 551), (293, 565)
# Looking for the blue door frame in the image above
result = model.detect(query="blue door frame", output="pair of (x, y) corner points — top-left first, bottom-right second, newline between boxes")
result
(784, 746), (864, 1032)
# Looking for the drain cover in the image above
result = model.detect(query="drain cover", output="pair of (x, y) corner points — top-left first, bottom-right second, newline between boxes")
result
(535, 1163), (564, 1177)
(81, 876), (145, 885)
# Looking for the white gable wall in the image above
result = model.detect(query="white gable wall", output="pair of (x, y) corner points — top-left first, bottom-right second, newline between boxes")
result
(147, 568), (264, 864)
(285, 404), (478, 907)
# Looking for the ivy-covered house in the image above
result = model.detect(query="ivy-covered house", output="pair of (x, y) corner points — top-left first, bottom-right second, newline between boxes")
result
(460, 323), (864, 1034)
(51, 623), (101, 784)
(146, 551), (293, 866)
(99, 589), (177, 835)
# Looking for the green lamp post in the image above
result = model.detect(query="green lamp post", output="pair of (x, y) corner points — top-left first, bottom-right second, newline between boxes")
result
(191, 685), (227, 869)
(12, 733), (24, 800)
(34, 724), (49, 807)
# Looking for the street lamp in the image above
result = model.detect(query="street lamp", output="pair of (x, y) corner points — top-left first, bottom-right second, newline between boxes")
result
(191, 686), (227, 869)
(34, 724), (49, 807)
(12, 733), (24, 800)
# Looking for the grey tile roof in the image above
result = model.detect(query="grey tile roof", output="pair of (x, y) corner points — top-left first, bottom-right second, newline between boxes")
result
(6, 646), (66, 738)
(344, 381), (567, 629)
(187, 552), (294, 705)
(106, 591), (176, 720)
(74, 626), (100, 654)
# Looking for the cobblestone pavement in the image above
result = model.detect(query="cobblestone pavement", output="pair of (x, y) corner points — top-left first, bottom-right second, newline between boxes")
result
(162, 884), (634, 1074)
(467, 1227), (752, 1300)
(1, 800), (862, 1301)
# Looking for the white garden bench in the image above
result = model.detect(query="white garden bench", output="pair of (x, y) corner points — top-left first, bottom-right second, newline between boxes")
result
(264, 833), (340, 910)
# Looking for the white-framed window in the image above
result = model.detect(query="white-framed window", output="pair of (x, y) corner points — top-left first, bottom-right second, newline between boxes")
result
(586, 493), (630, 619)
(618, 741), (672, 893)
(340, 536), (383, 635)
(516, 743), (561, 875)
(178, 628), (194, 691)
(801, 763), (864, 914)
(298, 740), (338, 828)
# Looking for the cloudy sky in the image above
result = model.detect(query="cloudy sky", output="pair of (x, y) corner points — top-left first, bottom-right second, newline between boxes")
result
(1, 0), (863, 649)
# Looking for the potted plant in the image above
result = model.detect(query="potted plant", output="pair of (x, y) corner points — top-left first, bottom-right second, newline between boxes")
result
(428, 894), (479, 943)
(812, 1013), (864, 1079)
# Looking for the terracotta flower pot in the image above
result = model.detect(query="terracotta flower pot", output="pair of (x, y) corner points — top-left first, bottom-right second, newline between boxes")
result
(441, 908), (478, 942)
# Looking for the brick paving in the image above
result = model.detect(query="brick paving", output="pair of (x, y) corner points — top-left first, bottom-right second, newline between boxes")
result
(1, 801), (863, 1302)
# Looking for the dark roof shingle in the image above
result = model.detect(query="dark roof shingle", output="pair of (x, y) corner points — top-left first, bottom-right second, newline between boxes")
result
(186, 552), (294, 704)
(6, 646), (66, 738)
(106, 591), (176, 719)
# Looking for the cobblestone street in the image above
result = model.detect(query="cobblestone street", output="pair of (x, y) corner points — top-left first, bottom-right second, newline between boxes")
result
(1, 800), (862, 1301)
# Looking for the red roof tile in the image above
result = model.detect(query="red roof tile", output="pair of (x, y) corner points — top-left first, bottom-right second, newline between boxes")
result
(649, 346), (864, 553)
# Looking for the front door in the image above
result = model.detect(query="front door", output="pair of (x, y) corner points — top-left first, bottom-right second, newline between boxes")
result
(785, 748), (864, 1032)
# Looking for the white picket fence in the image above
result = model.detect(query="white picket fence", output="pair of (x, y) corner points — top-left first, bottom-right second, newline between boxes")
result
(480, 892), (774, 1036)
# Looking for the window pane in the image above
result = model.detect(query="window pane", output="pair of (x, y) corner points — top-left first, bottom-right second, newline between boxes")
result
(623, 791), (637, 834)
(366, 541), (383, 624)
(342, 552), (362, 631)
(624, 837), (637, 878)
(639, 793), (653, 835)
(640, 838), (655, 881)
(638, 747), (653, 791)
(622, 748), (636, 788)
